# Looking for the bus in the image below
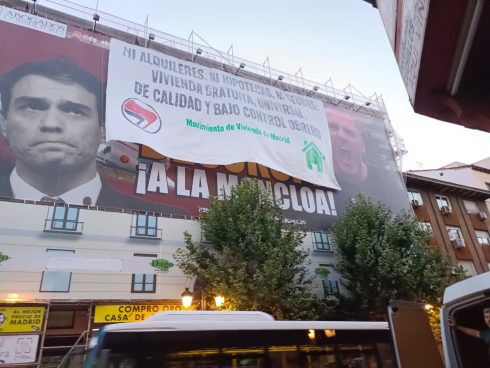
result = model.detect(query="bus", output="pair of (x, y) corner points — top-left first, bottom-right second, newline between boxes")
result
(84, 271), (490, 368)
(84, 311), (396, 367)
(440, 271), (490, 368)
(386, 271), (490, 368)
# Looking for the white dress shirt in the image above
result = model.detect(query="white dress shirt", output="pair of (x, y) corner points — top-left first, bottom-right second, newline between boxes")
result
(10, 168), (102, 205)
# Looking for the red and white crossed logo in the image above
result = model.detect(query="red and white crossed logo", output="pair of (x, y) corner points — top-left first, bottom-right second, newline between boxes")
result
(121, 98), (162, 134)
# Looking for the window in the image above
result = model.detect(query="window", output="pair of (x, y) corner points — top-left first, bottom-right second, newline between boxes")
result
(446, 226), (465, 246)
(131, 273), (156, 293)
(463, 200), (480, 214)
(322, 280), (340, 296)
(312, 232), (334, 252)
(131, 213), (161, 239)
(457, 261), (476, 276)
(435, 195), (451, 210)
(40, 249), (74, 292)
(40, 271), (72, 292)
(408, 190), (423, 205)
(47, 311), (75, 329)
(47, 205), (81, 232)
(475, 230), (490, 246)
(486, 182), (490, 191)
(318, 264), (340, 297)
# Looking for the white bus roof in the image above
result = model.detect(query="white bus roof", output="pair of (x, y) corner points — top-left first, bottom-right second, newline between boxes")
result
(145, 311), (275, 322)
(100, 311), (389, 334)
(443, 271), (490, 305)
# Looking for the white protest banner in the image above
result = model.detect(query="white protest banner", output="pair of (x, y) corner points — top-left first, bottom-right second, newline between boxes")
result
(106, 38), (340, 189)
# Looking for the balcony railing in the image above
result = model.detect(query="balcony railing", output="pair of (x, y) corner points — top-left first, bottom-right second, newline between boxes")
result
(44, 218), (83, 234)
(313, 241), (334, 252)
(130, 226), (162, 240)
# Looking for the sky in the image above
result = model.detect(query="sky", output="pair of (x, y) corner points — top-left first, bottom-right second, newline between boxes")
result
(43, 0), (490, 171)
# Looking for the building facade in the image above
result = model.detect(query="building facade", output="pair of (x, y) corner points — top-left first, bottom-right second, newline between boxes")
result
(405, 172), (490, 277)
(0, 0), (409, 366)
(0, 198), (342, 366)
(407, 158), (490, 214)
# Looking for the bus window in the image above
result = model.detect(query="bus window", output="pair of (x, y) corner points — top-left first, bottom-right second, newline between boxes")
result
(444, 304), (490, 368)
(441, 271), (490, 368)
(85, 315), (396, 368)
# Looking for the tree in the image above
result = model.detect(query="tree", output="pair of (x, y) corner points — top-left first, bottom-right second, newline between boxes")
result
(332, 194), (458, 318)
(174, 179), (320, 320)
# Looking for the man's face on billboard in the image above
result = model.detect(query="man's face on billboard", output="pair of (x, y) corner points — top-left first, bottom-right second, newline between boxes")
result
(327, 109), (366, 185)
(5, 74), (101, 173)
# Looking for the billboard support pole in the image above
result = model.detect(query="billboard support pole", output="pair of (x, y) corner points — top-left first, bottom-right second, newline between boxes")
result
(92, 13), (100, 32)
(294, 68), (304, 91)
(92, 0), (100, 32)
(29, 0), (37, 15)
(262, 57), (272, 82)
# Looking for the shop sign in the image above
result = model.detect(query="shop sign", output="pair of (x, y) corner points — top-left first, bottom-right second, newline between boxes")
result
(94, 304), (186, 323)
(0, 306), (44, 333)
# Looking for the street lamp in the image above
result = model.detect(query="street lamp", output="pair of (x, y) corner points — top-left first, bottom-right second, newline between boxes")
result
(214, 294), (225, 308)
(181, 288), (193, 308)
(6, 294), (19, 303)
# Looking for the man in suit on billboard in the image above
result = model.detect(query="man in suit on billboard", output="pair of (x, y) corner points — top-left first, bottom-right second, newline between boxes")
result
(0, 58), (187, 215)
(326, 107), (368, 187)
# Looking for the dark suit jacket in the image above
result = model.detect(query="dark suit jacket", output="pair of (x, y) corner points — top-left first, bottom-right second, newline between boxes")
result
(0, 172), (190, 216)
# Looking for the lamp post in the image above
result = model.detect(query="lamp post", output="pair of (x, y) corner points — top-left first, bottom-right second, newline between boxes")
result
(181, 288), (193, 309)
(214, 295), (225, 308)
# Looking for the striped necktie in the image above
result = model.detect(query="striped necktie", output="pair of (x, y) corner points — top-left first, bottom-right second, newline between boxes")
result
(40, 196), (65, 203)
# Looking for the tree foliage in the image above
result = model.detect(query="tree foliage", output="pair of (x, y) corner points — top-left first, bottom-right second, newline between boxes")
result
(174, 179), (320, 320)
(332, 195), (457, 318)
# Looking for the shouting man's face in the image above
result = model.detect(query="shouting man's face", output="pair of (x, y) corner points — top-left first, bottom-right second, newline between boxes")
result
(326, 108), (366, 185)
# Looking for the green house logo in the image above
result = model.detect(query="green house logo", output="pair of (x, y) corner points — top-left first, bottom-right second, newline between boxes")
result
(151, 259), (174, 272)
(302, 141), (325, 174)
(315, 267), (330, 279)
(0, 252), (9, 265)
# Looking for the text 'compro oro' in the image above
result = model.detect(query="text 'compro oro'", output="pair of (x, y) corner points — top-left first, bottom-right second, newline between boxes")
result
(121, 98), (162, 134)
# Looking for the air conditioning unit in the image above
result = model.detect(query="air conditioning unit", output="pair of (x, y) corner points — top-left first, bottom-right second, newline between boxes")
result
(451, 239), (465, 249)
(451, 266), (461, 275)
(478, 212), (487, 221)
(411, 199), (421, 208)
(441, 206), (452, 215)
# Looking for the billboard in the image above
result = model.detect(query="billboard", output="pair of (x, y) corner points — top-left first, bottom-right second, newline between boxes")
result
(0, 306), (44, 333)
(0, 6), (409, 230)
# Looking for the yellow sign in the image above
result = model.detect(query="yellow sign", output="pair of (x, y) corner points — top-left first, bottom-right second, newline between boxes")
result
(94, 304), (188, 323)
(0, 306), (45, 333)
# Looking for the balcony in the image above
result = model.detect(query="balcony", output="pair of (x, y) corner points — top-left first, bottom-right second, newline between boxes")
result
(44, 206), (83, 234)
(130, 225), (162, 240)
(130, 213), (162, 240)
